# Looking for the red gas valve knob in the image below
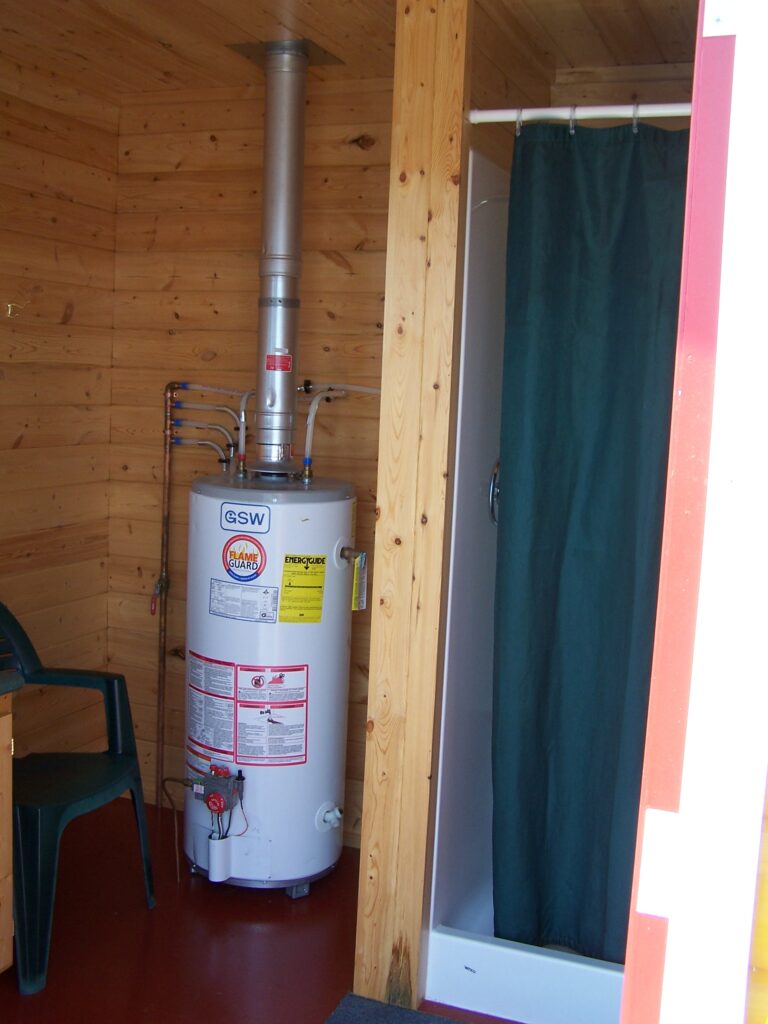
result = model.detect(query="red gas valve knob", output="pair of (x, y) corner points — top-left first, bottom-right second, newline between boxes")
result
(205, 791), (227, 815)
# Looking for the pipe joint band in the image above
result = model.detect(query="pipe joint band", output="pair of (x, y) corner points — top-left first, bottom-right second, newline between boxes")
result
(259, 297), (300, 309)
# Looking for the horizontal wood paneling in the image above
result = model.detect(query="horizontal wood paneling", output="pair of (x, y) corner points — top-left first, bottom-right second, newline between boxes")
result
(113, 290), (384, 334)
(0, 482), (108, 537)
(114, 249), (385, 293)
(0, 521), (108, 579)
(21, 594), (108, 653)
(117, 166), (391, 214)
(0, 55), (116, 763)
(0, 54), (119, 132)
(2, 276), (113, 329)
(552, 62), (694, 105)
(13, 695), (105, 758)
(1, 323), (114, 368)
(0, 92), (117, 172)
(0, 406), (109, 449)
(0, 140), (115, 211)
(0, 559), (108, 615)
(0, 229), (115, 290)
(111, 331), (382, 376)
(119, 123), (391, 174)
(119, 79), (394, 132)
(0, 185), (115, 251)
(0, 365), (110, 406)
(116, 209), (387, 253)
(0, 445), (108, 493)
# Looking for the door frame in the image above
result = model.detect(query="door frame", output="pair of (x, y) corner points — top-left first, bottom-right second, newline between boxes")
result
(622, 3), (768, 1021)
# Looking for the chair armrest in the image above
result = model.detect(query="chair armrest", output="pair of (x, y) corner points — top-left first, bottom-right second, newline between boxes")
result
(27, 668), (120, 692)
(26, 668), (138, 757)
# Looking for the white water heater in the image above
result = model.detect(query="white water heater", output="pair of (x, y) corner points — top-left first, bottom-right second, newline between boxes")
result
(183, 473), (356, 892)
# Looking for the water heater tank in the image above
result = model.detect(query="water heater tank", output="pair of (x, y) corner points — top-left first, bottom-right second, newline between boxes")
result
(183, 473), (356, 891)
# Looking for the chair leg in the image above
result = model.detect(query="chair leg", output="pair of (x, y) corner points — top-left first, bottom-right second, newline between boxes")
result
(13, 804), (64, 995)
(129, 779), (156, 908)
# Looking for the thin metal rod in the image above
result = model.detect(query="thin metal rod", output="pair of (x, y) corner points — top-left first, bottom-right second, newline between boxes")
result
(469, 102), (692, 125)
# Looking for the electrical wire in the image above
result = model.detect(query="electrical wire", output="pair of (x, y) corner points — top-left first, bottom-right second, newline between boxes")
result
(235, 793), (249, 837)
(224, 805), (234, 839)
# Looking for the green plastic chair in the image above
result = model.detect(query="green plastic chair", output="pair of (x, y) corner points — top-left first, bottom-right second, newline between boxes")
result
(0, 602), (155, 995)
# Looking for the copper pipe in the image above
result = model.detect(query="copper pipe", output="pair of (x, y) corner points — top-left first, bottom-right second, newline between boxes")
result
(154, 382), (179, 809)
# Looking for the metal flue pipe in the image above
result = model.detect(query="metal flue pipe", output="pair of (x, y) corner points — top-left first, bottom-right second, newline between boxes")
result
(253, 40), (309, 468)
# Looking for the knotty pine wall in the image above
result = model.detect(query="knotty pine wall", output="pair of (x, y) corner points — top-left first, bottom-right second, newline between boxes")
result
(0, 24), (692, 848)
(110, 77), (391, 842)
(0, 58), (117, 757)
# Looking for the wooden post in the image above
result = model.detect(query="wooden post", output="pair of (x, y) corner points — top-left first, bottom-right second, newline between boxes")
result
(354, 0), (471, 1007)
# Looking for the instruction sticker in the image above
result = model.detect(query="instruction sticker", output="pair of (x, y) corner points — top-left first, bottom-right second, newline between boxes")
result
(236, 702), (307, 765)
(209, 578), (278, 623)
(234, 663), (309, 766)
(278, 554), (327, 624)
(236, 664), (308, 704)
(187, 651), (236, 758)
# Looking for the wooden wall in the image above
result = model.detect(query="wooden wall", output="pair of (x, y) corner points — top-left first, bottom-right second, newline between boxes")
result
(0, 56), (117, 755)
(0, 2), (694, 850)
(110, 75), (391, 841)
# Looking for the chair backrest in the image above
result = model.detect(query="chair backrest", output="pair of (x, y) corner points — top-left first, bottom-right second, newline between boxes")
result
(0, 602), (43, 678)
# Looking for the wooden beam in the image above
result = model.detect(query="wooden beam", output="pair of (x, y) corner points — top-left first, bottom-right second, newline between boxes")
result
(353, 0), (470, 1008)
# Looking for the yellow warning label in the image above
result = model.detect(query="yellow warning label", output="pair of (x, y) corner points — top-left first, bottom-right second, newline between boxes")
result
(351, 551), (367, 612)
(278, 554), (327, 624)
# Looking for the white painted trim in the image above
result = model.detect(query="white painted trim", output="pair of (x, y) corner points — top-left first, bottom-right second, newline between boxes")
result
(656, 9), (768, 1022)
(702, 0), (738, 37)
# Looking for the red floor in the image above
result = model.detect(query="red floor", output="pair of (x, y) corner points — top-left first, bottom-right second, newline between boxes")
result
(0, 800), (358, 1023)
(0, 800), (515, 1024)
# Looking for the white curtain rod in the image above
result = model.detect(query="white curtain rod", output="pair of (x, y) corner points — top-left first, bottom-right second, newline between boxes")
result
(469, 103), (692, 126)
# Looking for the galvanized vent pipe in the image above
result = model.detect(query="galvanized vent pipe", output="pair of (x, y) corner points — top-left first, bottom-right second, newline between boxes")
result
(253, 40), (309, 469)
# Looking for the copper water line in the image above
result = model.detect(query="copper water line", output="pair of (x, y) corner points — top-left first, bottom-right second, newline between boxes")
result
(154, 382), (179, 809)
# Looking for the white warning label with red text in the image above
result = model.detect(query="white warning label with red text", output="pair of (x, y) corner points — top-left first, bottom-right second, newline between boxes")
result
(235, 663), (308, 766)
(186, 651), (236, 767)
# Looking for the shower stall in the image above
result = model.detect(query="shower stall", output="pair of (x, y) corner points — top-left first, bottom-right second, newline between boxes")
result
(424, 148), (625, 1023)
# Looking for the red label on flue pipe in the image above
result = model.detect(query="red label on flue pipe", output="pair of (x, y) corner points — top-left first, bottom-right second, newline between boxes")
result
(266, 354), (293, 372)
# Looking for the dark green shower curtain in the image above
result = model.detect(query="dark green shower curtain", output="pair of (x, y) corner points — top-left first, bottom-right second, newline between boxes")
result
(492, 123), (689, 964)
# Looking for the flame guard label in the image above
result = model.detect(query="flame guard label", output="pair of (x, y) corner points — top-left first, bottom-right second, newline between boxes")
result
(222, 534), (267, 582)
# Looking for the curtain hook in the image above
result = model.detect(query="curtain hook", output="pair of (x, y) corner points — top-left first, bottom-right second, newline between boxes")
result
(569, 106), (576, 136)
(515, 108), (523, 137)
(632, 102), (640, 134)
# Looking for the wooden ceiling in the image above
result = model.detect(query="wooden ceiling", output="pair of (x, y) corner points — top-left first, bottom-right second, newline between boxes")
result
(0, 0), (698, 103)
